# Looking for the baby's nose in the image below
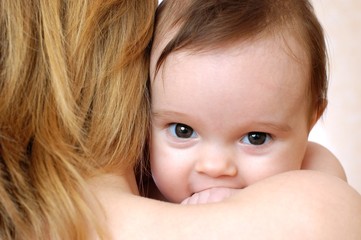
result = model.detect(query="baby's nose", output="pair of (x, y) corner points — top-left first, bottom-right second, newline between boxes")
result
(195, 146), (238, 178)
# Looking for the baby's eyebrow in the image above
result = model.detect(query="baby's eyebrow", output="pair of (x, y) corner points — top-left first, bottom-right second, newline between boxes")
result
(253, 121), (292, 133)
(152, 110), (189, 118)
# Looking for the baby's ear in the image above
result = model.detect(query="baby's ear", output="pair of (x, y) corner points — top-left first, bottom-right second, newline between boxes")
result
(309, 98), (328, 130)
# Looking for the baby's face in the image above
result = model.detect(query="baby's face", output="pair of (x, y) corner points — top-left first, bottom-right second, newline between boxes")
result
(150, 33), (311, 203)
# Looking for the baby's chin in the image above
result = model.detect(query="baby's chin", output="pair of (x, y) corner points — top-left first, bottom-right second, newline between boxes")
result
(181, 187), (239, 205)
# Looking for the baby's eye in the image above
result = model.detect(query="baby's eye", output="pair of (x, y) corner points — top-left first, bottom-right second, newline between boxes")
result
(240, 132), (271, 145)
(168, 123), (198, 139)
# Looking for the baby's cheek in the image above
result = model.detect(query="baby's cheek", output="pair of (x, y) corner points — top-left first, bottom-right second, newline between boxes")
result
(150, 159), (185, 203)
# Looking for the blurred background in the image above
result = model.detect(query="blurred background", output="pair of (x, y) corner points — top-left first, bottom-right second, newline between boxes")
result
(157, 0), (361, 193)
(310, 0), (361, 194)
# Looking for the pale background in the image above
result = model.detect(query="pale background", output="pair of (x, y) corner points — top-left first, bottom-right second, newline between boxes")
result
(309, 0), (361, 194)
(157, 0), (361, 194)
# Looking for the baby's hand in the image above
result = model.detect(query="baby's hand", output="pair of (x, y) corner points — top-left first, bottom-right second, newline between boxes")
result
(181, 187), (238, 205)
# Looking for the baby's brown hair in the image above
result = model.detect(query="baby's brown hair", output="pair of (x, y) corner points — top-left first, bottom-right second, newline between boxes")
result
(152, 0), (328, 125)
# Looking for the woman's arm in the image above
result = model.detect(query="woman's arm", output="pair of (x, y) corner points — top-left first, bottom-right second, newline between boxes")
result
(94, 170), (361, 239)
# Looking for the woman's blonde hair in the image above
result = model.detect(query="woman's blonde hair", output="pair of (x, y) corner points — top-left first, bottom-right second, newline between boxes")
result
(0, 0), (156, 239)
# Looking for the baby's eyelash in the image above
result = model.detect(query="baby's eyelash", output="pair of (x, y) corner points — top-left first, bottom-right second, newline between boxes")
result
(240, 132), (272, 145)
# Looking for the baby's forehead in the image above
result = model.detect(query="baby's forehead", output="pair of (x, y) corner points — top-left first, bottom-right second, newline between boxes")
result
(149, 27), (177, 78)
(150, 28), (310, 80)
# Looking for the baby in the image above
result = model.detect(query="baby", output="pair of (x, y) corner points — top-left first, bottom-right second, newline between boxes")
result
(147, 0), (346, 204)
